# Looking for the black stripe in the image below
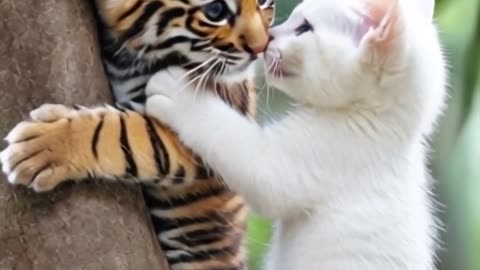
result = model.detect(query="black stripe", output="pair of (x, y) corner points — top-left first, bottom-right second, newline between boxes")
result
(172, 226), (231, 246)
(120, 114), (138, 177)
(168, 240), (241, 264)
(156, 8), (187, 35)
(130, 92), (147, 104)
(144, 117), (170, 175)
(150, 52), (190, 71)
(186, 11), (210, 37)
(116, 101), (134, 111)
(105, 51), (189, 77)
(215, 43), (236, 53)
(117, 0), (143, 22)
(148, 201), (243, 232)
(143, 186), (228, 210)
(173, 165), (185, 184)
(191, 42), (212, 51)
(195, 164), (212, 179)
(91, 115), (104, 159)
(238, 81), (250, 115)
(150, 214), (215, 232)
(171, 234), (224, 247)
(127, 82), (147, 94)
(183, 226), (232, 239)
(225, 54), (243, 61)
(242, 43), (254, 55)
(122, 1), (163, 40)
(210, 265), (245, 270)
(148, 36), (195, 51)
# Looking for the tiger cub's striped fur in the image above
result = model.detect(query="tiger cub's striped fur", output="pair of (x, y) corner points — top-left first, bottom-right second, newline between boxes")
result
(3, 104), (249, 269)
(94, 0), (275, 112)
(1, 0), (275, 269)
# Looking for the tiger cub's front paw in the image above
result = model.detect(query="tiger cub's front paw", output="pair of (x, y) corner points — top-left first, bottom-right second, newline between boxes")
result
(1, 104), (98, 192)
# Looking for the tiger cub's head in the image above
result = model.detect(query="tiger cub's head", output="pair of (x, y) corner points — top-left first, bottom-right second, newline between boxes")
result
(96, 0), (275, 80)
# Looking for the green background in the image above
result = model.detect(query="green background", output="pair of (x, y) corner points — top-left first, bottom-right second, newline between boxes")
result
(247, 1), (480, 270)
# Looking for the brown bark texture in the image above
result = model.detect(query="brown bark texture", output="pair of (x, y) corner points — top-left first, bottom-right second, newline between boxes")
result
(0, 0), (167, 269)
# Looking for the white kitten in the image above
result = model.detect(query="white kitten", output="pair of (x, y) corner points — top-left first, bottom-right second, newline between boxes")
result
(145, 0), (446, 269)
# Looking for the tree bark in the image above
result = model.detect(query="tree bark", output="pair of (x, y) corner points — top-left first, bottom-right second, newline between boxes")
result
(0, 0), (167, 269)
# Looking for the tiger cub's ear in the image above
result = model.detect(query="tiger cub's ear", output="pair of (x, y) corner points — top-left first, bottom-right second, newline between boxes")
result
(259, 0), (276, 27)
(94, 0), (145, 27)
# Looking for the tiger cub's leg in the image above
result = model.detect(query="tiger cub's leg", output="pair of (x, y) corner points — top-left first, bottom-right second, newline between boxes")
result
(1, 104), (205, 192)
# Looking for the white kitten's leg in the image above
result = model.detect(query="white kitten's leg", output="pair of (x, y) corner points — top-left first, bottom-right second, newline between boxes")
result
(147, 93), (318, 218)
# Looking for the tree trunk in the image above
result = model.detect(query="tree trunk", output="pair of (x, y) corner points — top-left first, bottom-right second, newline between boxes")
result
(0, 0), (167, 269)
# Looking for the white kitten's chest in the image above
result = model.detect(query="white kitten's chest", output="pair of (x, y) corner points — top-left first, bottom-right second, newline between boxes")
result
(266, 176), (433, 270)
(262, 117), (434, 270)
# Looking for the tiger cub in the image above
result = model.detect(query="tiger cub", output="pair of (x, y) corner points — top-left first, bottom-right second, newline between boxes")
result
(0, 0), (275, 269)
(96, 0), (275, 112)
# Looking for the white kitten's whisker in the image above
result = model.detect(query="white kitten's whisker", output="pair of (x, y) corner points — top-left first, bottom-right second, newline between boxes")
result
(261, 60), (275, 110)
(257, 58), (276, 112)
(274, 58), (284, 80)
(265, 53), (278, 74)
(271, 57), (281, 79)
(265, 83), (273, 112)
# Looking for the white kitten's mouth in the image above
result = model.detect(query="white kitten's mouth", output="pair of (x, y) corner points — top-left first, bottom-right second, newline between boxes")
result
(264, 50), (297, 78)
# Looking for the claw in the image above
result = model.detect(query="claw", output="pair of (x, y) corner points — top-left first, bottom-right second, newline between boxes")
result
(30, 104), (72, 122)
(7, 171), (17, 184)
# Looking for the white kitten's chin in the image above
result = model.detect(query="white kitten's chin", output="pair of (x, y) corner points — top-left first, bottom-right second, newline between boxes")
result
(263, 45), (301, 93)
(264, 72), (297, 93)
(265, 62), (298, 80)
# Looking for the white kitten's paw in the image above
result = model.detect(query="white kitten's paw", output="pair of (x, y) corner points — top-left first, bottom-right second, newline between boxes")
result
(145, 67), (200, 127)
(146, 95), (177, 127)
(146, 67), (188, 98)
(145, 66), (220, 131)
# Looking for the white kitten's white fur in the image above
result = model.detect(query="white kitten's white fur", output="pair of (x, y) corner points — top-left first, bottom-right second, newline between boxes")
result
(145, 0), (446, 269)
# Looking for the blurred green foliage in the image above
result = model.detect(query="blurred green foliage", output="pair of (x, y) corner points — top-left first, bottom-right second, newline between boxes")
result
(247, 1), (480, 270)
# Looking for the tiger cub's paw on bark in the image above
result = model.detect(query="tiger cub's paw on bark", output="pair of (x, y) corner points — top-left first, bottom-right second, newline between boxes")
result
(1, 104), (102, 192)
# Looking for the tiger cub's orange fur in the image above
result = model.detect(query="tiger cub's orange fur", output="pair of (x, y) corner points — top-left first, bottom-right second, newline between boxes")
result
(2, 103), (250, 269)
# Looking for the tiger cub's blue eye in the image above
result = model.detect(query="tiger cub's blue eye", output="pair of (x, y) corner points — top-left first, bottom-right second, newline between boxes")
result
(258, 0), (267, 5)
(202, 0), (229, 22)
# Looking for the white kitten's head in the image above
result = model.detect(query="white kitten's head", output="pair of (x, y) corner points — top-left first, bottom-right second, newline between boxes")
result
(265, 0), (442, 111)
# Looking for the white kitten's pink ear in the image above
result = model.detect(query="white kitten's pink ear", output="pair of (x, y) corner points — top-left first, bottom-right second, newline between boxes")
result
(360, 0), (402, 50)
(355, 0), (406, 64)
